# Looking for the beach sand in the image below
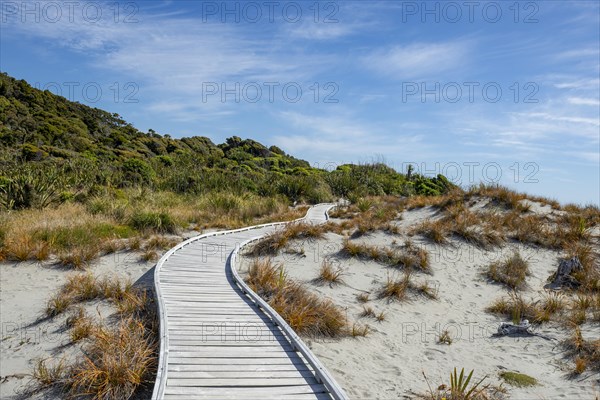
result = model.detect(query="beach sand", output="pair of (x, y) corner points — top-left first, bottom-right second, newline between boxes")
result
(0, 249), (158, 399)
(240, 203), (600, 399)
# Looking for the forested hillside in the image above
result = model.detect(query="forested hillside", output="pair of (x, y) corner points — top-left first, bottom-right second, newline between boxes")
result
(0, 72), (452, 211)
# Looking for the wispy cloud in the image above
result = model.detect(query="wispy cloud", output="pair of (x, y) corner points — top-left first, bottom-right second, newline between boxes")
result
(362, 40), (471, 79)
(568, 97), (600, 106)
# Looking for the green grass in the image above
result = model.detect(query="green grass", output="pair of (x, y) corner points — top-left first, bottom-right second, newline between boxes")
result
(499, 371), (538, 387)
(128, 211), (177, 234)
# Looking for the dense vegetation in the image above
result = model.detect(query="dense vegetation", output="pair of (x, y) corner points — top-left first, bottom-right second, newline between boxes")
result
(0, 72), (452, 211)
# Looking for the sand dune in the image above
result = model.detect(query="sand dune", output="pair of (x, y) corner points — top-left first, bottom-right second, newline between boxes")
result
(241, 202), (600, 399)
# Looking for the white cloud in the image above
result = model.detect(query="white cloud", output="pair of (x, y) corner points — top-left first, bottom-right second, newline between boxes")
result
(568, 97), (600, 106)
(362, 41), (471, 79)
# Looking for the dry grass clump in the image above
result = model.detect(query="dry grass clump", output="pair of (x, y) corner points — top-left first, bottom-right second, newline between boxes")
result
(485, 252), (530, 290)
(412, 219), (450, 244)
(438, 329), (453, 345)
(379, 273), (411, 301)
(486, 291), (541, 323)
(379, 272), (438, 302)
(411, 206), (505, 249)
(562, 243), (600, 292)
(1, 203), (136, 266)
(140, 249), (159, 262)
(34, 273), (157, 398)
(31, 358), (67, 389)
(360, 305), (376, 318)
(350, 202), (401, 236)
(247, 222), (324, 256)
(100, 239), (128, 254)
(468, 184), (528, 211)
(1, 191), (303, 265)
(404, 189), (464, 210)
(58, 245), (100, 269)
(563, 327), (600, 373)
(69, 312), (95, 343)
(350, 323), (370, 337)
(66, 317), (156, 399)
(356, 293), (370, 303)
(328, 205), (356, 219)
(246, 259), (346, 337)
(314, 259), (344, 285)
(341, 239), (430, 273)
(45, 273), (141, 318)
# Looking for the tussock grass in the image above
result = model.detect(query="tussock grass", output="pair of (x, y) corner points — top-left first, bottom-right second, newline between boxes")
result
(32, 358), (66, 389)
(35, 273), (157, 398)
(1, 192), (302, 265)
(58, 245), (99, 269)
(246, 259), (346, 337)
(341, 239), (430, 273)
(69, 312), (95, 343)
(314, 259), (344, 285)
(413, 209), (505, 249)
(356, 293), (370, 303)
(45, 273), (140, 318)
(563, 243), (600, 292)
(247, 222), (324, 256)
(378, 272), (437, 302)
(66, 317), (156, 399)
(144, 235), (179, 251)
(485, 252), (530, 290)
(129, 210), (177, 234)
(360, 306), (376, 318)
(563, 327), (600, 373)
(379, 274), (411, 301)
(438, 330), (453, 345)
(486, 292), (540, 323)
(46, 292), (72, 318)
(140, 249), (159, 262)
(349, 323), (370, 337)
(411, 219), (449, 244)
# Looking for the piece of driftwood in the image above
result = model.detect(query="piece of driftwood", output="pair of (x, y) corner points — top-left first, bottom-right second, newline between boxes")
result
(497, 320), (532, 336)
(548, 257), (583, 289)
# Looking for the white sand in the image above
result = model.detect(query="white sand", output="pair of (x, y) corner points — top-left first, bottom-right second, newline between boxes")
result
(0, 250), (158, 399)
(240, 204), (600, 399)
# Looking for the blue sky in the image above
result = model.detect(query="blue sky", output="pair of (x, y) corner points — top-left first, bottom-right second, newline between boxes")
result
(1, 0), (599, 205)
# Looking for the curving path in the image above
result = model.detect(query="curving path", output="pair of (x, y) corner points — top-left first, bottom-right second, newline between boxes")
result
(152, 204), (348, 400)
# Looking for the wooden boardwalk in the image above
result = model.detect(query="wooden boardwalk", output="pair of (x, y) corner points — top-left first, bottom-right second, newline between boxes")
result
(152, 204), (348, 400)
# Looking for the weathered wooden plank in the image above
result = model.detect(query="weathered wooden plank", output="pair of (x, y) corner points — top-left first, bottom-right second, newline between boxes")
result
(167, 370), (315, 379)
(163, 384), (329, 396)
(168, 357), (310, 366)
(169, 346), (295, 355)
(166, 377), (319, 387)
(169, 351), (297, 359)
(167, 364), (313, 372)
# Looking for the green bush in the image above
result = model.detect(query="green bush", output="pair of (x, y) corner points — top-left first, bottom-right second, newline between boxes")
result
(129, 211), (177, 233)
(122, 159), (155, 186)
